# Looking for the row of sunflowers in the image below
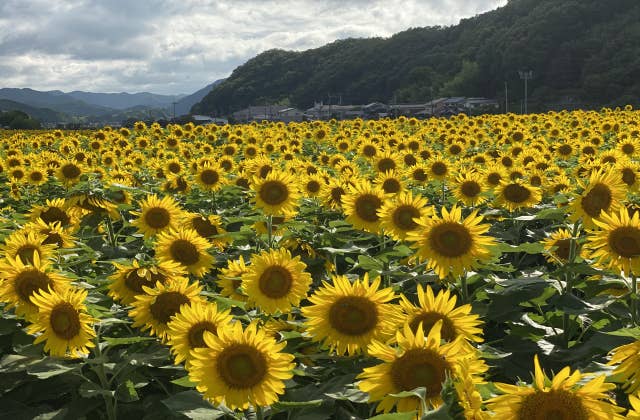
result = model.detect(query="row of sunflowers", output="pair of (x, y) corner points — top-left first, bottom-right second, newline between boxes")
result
(1, 109), (640, 419)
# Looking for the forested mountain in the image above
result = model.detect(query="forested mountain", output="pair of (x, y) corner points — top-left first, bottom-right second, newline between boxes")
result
(193, 0), (640, 115)
(0, 99), (68, 123)
(66, 91), (184, 110)
(173, 79), (225, 116)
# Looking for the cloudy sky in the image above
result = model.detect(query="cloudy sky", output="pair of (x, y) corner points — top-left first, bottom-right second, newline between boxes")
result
(0, 0), (506, 95)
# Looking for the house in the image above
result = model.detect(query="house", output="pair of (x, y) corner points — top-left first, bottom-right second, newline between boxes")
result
(305, 102), (364, 120)
(231, 105), (290, 122)
(465, 98), (500, 111)
(276, 107), (305, 123)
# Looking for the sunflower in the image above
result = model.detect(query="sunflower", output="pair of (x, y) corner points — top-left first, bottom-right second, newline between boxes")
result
(166, 301), (233, 365)
(1, 229), (57, 264)
(454, 357), (490, 420)
(26, 166), (48, 186)
(481, 165), (506, 189)
(217, 256), (250, 302)
(617, 160), (640, 192)
(24, 219), (76, 249)
(300, 173), (326, 198)
(55, 159), (84, 186)
(342, 181), (388, 233)
(0, 253), (70, 320)
(29, 198), (77, 229)
(541, 228), (577, 265)
(378, 191), (432, 241)
(628, 393), (640, 419)
(569, 169), (626, 229)
(130, 194), (185, 238)
(399, 284), (483, 343)
(27, 287), (95, 358)
(374, 170), (405, 195)
(608, 340), (640, 394)
(452, 172), (487, 207)
(195, 164), (225, 191)
(108, 260), (185, 305)
(493, 180), (542, 212)
(252, 170), (300, 217)
(129, 277), (203, 341)
(242, 248), (312, 314)
(302, 274), (403, 355)
(358, 321), (483, 414)
(155, 228), (214, 278)
(322, 178), (349, 210)
(407, 206), (496, 280)
(487, 355), (623, 419)
(426, 156), (450, 181)
(186, 213), (230, 249)
(188, 321), (294, 410)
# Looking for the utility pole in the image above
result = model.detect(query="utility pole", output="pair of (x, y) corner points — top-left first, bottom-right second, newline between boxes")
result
(504, 81), (508, 113)
(518, 70), (533, 114)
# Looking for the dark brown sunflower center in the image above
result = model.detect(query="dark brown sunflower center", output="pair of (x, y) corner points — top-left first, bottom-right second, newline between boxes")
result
(608, 227), (640, 258)
(552, 239), (571, 261)
(61, 164), (81, 179)
(188, 321), (217, 348)
(168, 162), (181, 174)
(378, 158), (396, 172)
(390, 348), (451, 397)
(328, 296), (378, 336)
(503, 183), (532, 203)
(217, 344), (267, 389)
(258, 266), (293, 298)
(363, 145), (377, 157)
(581, 183), (612, 218)
(259, 181), (289, 205)
(306, 180), (321, 194)
(428, 222), (473, 258)
(40, 207), (70, 226)
(30, 172), (44, 182)
(50, 302), (81, 340)
(431, 162), (447, 176)
(487, 172), (502, 186)
(16, 245), (39, 264)
(15, 269), (51, 303)
(622, 143), (635, 155)
(392, 205), (420, 231)
(200, 169), (220, 186)
(460, 181), (481, 198)
(449, 144), (462, 155)
(125, 269), (167, 293)
(382, 179), (401, 194)
(354, 194), (382, 223)
(331, 187), (345, 202)
(622, 168), (636, 186)
(169, 239), (201, 266)
(412, 169), (427, 182)
(530, 175), (542, 187)
(42, 231), (63, 247)
(517, 389), (588, 420)
(558, 144), (572, 156)
(144, 207), (171, 229)
(409, 312), (457, 342)
(150, 292), (190, 324)
(191, 217), (218, 238)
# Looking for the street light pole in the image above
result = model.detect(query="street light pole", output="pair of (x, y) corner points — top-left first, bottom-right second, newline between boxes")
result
(518, 70), (533, 114)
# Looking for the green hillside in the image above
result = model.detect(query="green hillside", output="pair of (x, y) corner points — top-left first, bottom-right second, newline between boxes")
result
(193, 0), (640, 115)
(0, 99), (69, 123)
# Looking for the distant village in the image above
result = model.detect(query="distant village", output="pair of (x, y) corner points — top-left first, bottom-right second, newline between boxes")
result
(193, 97), (500, 125)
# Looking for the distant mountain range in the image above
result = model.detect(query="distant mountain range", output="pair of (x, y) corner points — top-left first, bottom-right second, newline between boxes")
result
(193, 0), (640, 115)
(0, 79), (225, 124)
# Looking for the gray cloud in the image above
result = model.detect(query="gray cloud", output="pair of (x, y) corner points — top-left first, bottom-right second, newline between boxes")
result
(0, 0), (506, 94)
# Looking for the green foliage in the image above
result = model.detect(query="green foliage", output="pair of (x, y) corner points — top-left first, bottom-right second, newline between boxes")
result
(193, 0), (640, 115)
(0, 110), (41, 129)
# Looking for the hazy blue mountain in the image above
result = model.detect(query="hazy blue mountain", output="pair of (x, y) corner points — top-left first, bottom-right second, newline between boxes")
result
(0, 88), (113, 116)
(66, 91), (186, 110)
(0, 98), (70, 123)
(171, 79), (224, 116)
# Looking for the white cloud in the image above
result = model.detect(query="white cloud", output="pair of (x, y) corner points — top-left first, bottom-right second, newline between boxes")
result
(0, 0), (506, 94)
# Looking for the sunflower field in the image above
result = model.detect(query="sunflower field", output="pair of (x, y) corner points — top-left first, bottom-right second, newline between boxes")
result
(1, 109), (640, 419)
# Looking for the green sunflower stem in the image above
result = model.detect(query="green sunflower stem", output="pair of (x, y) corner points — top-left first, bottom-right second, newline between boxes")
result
(104, 215), (117, 247)
(441, 180), (446, 205)
(632, 274), (638, 326)
(266, 215), (273, 249)
(92, 332), (116, 420)
(563, 223), (580, 348)
(460, 274), (469, 304)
